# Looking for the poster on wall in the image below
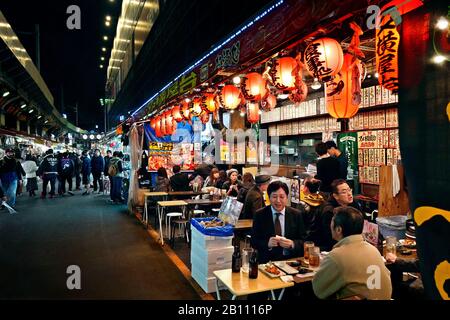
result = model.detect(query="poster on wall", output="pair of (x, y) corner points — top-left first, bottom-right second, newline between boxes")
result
(247, 141), (257, 164)
(338, 132), (359, 191)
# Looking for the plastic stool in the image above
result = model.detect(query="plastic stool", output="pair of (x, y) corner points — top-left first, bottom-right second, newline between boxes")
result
(165, 212), (182, 238)
(170, 218), (189, 248)
(193, 209), (205, 217)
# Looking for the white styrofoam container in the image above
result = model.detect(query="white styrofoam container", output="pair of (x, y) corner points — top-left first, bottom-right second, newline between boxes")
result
(191, 251), (232, 278)
(191, 226), (234, 249)
(190, 243), (234, 265)
(191, 267), (226, 294)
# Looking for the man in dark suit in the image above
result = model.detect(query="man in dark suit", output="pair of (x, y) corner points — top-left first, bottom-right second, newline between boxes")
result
(251, 180), (308, 263)
(242, 175), (270, 220)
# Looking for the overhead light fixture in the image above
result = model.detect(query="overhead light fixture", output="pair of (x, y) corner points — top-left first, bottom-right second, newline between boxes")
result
(233, 76), (241, 85)
(28, 109), (34, 114)
(62, 113), (67, 119)
(102, 47), (106, 52)
(185, 98), (191, 103)
(240, 112), (245, 117)
(82, 134), (88, 140)
(2, 91), (10, 97)
(106, 16), (111, 22)
(100, 65), (104, 69)
(367, 74), (372, 78)
(311, 78), (322, 90)
(374, 72), (379, 78)
(436, 17), (449, 30)
(277, 93), (289, 100)
(96, 134), (102, 140)
(105, 21), (111, 27)
(101, 57), (105, 61)
(37, 115), (42, 119)
(103, 36), (108, 41)
(20, 103), (27, 109)
(44, 120), (49, 124)
(432, 55), (446, 64)
(89, 134), (95, 140)
(230, 109), (235, 114)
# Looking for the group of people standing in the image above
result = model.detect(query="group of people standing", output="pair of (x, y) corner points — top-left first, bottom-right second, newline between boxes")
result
(0, 147), (127, 209)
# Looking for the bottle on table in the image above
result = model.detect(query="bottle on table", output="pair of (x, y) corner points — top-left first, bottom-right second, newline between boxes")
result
(249, 249), (259, 279)
(232, 245), (242, 273)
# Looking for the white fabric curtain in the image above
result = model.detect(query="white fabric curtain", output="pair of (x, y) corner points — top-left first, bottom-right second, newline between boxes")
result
(127, 125), (142, 212)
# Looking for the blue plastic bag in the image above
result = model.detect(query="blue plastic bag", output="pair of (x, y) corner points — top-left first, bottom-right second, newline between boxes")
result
(191, 217), (234, 237)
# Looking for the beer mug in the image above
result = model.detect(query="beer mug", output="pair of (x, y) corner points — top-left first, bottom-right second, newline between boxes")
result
(385, 236), (397, 257)
(308, 246), (321, 268)
(304, 241), (314, 260)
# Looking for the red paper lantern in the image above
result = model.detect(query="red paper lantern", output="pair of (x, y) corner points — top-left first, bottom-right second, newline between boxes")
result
(181, 101), (190, 120)
(165, 110), (174, 135)
(247, 102), (260, 124)
(242, 72), (267, 101)
(305, 37), (344, 82)
(220, 85), (241, 110)
(172, 104), (183, 122)
(203, 93), (217, 113)
(266, 94), (277, 110)
(191, 97), (203, 117)
(272, 57), (298, 90)
(160, 114), (167, 136)
(154, 116), (162, 137)
(325, 53), (360, 119)
(150, 118), (156, 130)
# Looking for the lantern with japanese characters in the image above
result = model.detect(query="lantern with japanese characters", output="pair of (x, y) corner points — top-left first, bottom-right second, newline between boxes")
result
(172, 104), (183, 122)
(261, 94), (277, 111)
(220, 85), (241, 110)
(242, 72), (267, 101)
(160, 113), (167, 136)
(203, 93), (218, 113)
(325, 53), (360, 119)
(165, 110), (174, 135)
(305, 38), (344, 82)
(271, 57), (298, 90)
(247, 102), (260, 124)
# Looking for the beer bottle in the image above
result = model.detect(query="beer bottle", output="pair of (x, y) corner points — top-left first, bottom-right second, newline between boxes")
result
(232, 245), (241, 273)
(249, 249), (259, 279)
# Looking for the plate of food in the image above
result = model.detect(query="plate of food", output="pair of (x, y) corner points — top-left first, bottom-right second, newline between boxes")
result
(259, 263), (286, 278)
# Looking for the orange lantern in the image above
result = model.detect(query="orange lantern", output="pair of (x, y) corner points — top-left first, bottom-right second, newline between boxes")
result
(191, 97), (203, 117)
(305, 37), (344, 82)
(154, 116), (162, 137)
(220, 85), (241, 109)
(203, 93), (217, 112)
(266, 94), (277, 110)
(242, 72), (267, 101)
(325, 53), (360, 119)
(272, 57), (298, 90)
(181, 101), (190, 120)
(172, 104), (183, 122)
(150, 118), (156, 130)
(116, 125), (123, 135)
(160, 113), (167, 136)
(165, 110), (173, 135)
(247, 102), (260, 124)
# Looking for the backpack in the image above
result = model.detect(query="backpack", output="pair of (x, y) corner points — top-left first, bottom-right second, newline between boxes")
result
(108, 160), (118, 177)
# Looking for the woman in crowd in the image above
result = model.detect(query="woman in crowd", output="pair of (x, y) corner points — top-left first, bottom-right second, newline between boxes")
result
(221, 169), (242, 197)
(236, 172), (255, 203)
(155, 167), (170, 192)
(204, 167), (220, 188)
(22, 154), (39, 197)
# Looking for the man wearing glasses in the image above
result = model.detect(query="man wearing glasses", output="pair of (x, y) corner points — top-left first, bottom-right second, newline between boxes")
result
(318, 179), (361, 251)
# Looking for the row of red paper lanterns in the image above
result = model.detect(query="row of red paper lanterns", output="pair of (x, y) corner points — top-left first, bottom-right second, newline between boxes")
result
(150, 36), (364, 137)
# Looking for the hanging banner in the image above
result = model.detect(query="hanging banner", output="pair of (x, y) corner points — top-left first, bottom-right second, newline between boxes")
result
(338, 132), (358, 182)
(376, 16), (400, 93)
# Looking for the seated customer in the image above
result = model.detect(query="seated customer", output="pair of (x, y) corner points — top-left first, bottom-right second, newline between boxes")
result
(155, 167), (170, 192)
(169, 165), (191, 192)
(319, 179), (361, 251)
(221, 169), (242, 197)
(241, 175), (271, 220)
(299, 177), (325, 243)
(236, 172), (255, 203)
(251, 181), (307, 263)
(312, 207), (392, 300)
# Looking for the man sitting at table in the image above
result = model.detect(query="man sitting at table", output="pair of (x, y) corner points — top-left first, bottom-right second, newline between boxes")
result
(169, 165), (191, 197)
(241, 175), (271, 220)
(318, 179), (362, 251)
(312, 206), (392, 300)
(251, 181), (307, 263)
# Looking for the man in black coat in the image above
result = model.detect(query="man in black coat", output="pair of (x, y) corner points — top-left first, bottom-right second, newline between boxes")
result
(318, 179), (361, 251)
(242, 175), (270, 220)
(251, 181), (308, 263)
(169, 165), (191, 192)
(315, 142), (340, 194)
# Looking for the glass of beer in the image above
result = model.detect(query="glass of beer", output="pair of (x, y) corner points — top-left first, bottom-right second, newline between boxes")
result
(309, 246), (321, 268)
(385, 236), (397, 257)
(304, 241), (314, 260)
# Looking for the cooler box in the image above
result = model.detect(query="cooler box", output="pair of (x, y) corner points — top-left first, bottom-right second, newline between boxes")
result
(190, 218), (234, 249)
(191, 244), (233, 278)
(191, 267), (226, 293)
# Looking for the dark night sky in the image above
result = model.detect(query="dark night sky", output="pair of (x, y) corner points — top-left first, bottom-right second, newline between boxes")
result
(0, 0), (121, 132)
